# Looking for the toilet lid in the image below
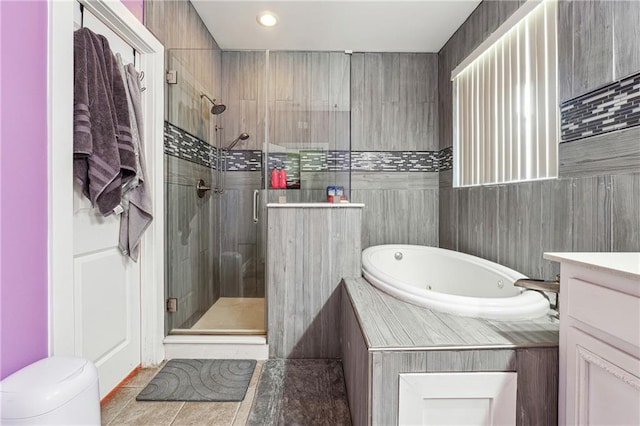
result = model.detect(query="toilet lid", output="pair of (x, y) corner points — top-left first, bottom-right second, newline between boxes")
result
(0, 357), (98, 419)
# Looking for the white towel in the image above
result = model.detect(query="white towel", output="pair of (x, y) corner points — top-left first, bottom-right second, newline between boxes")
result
(118, 62), (153, 261)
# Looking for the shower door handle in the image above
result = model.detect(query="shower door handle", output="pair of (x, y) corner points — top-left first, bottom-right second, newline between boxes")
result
(252, 189), (259, 224)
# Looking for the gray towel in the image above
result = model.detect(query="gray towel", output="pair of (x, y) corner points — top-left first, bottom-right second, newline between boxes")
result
(119, 63), (153, 261)
(74, 28), (136, 215)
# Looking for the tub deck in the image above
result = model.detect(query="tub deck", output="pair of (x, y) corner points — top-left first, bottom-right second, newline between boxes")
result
(341, 277), (559, 425)
(344, 277), (559, 351)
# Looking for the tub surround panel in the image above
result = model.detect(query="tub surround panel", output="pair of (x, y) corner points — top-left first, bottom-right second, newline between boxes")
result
(342, 278), (560, 425)
(343, 278), (558, 350)
(516, 348), (559, 426)
(267, 207), (362, 358)
(340, 288), (371, 426)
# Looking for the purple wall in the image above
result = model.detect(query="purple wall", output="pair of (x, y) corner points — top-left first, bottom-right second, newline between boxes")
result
(0, 0), (50, 379)
(122, 0), (144, 23)
(0, 0), (143, 380)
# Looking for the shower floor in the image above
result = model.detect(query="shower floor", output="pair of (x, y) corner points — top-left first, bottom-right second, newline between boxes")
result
(191, 297), (265, 334)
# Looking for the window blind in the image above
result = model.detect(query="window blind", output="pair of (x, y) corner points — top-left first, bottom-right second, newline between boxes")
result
(453, 0), (558, 187)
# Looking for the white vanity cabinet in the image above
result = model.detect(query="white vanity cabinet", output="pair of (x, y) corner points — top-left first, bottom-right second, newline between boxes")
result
(545, 253), (640, 426)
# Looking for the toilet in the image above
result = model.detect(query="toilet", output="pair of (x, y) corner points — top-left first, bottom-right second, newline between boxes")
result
(0, 356), (100, 425)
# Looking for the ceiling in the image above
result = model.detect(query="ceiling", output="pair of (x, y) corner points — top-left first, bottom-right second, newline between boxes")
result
(191, 1), (482, 53)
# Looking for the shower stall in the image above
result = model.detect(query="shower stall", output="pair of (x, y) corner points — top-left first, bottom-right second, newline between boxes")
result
(164, 49), (351, 337)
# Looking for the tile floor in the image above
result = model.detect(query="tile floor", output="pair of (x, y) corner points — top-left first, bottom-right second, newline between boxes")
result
(100, 361), (264, 425)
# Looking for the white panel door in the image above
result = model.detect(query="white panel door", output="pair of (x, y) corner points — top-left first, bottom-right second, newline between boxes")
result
(72, 3), (140, 398)
(398, 372), (517, 426)
(73, 188), (141, 397)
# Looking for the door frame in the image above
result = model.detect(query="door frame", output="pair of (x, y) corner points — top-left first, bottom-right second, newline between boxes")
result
(47, 0), (165, 367)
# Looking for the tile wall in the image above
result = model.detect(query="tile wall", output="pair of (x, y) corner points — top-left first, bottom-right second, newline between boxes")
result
(438, 0), (640, 281)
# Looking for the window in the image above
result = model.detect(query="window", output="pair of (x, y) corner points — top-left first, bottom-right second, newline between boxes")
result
(452, 0), (558, 187)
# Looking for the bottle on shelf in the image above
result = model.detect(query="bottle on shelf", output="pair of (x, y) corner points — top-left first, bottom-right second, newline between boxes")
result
(270, 165), (280, 189)
(279, 163), (288, 189)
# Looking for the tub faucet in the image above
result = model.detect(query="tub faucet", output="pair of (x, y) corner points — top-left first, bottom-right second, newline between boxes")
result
(515, 275), (560, 315)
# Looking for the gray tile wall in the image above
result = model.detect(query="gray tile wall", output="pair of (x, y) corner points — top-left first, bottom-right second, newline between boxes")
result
(146, 0), (222, 143)
(351, 53), (440, 249)
(164, 155), (217, 331)
(438, 0), (640, 282)
(146, 0), (224, 332)
(267, 207), (362, 358)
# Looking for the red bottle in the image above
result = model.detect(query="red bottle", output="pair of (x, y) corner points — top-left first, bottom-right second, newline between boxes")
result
(279, 166), (288, 189)
(270, 167), (280, 189)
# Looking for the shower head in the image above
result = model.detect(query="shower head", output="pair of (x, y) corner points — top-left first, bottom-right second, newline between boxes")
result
(200, 93), (226, 115)
(225, 132), (250, 150)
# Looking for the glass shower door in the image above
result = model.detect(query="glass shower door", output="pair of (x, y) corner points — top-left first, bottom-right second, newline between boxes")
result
(164, 48), (267, 336)
(213, 50), (267, 334)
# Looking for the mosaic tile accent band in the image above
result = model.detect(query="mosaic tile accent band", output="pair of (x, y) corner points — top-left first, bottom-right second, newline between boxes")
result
(164, 121), (216, 169)
(351, 151), (439, 172)
(164, 122), (443, 173)
(300, 151), (351, 172)
(561, 71), (640, 142)
(439, 147), (453, 171)
(224, 150), (262, 172)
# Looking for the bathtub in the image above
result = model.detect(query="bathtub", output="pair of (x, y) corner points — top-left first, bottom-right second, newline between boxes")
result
(361, 245), (550, 320)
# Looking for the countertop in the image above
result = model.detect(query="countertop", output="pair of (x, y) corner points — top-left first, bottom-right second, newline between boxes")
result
(267, 202), (365, 208)
(544, 252), (640, 280)
(344, 278), (559, 351)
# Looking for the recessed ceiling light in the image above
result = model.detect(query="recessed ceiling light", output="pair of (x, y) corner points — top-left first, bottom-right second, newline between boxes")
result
(257, 11), (278, 28)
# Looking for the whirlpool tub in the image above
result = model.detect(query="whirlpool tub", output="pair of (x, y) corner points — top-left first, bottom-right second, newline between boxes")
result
(361, 245), (550, 320)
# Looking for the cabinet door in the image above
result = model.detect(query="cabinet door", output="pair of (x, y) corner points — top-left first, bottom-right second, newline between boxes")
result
(398, 372), (517, 426)
(567, 328), (640, 425)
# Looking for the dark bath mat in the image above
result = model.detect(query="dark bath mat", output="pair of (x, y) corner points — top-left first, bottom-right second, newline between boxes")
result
(136, 359), (256, 402)
(247, 359), (352, 425)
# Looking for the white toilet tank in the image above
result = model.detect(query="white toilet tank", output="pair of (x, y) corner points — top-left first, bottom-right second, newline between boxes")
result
(0, 356), (100, 425)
